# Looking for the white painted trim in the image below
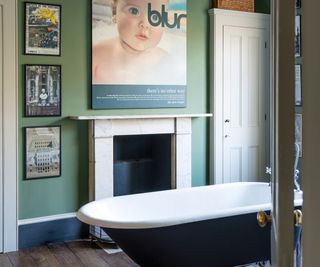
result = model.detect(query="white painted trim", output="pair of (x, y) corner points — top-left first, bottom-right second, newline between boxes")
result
(18, 213), (77, 226)
(70, 113), (212, 120)
(0, 0), (18, 252)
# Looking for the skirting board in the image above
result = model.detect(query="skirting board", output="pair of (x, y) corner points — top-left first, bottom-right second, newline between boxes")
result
(18, 213), (89, 249)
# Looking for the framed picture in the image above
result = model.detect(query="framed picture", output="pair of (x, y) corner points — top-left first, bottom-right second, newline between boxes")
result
(295, 114), (302, 157)
(296, 0), (301, 9)
(295, 64), (302, 106)
(295, 15), (301, 57)
(91, 0), (187, 109)
(24, 126), (61, 179)
(25, 2), (61, 56)
(25, 64), (61, 117)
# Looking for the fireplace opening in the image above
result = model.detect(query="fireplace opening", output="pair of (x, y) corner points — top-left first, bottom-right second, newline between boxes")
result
(113, 134), (172, 196)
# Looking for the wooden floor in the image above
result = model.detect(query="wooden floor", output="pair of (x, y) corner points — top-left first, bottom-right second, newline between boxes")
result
(0, 240), (139, 267)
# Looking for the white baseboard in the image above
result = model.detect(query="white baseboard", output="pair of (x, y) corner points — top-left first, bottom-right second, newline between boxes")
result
(18, 212), (77, 226)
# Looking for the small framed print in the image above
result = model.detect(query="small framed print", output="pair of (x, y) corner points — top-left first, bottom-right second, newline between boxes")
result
(25, 2), (61, 56)
(24, 126), (61, 179)
(295, 64), (302, 106)
(295, 15), (301, 57)
(295, 114), (302, 157)
(25, 64), (61, 117)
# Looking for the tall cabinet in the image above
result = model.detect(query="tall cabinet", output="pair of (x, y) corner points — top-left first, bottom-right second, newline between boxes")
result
(208, 9), (270, 184)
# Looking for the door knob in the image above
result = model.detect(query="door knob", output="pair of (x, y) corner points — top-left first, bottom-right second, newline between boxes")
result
(224, 135), (230, 138)
(225, 119), (230, 123)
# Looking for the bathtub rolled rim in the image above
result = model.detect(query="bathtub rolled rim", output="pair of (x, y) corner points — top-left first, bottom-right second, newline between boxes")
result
(77, 182), (303, 230)
(77, 203), (273, 229)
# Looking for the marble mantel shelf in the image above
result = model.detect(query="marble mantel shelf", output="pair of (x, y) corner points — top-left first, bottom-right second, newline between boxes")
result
(69, 113), (212, 120)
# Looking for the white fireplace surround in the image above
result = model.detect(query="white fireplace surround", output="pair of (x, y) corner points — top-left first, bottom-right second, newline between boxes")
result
(70, 114), (212, 201)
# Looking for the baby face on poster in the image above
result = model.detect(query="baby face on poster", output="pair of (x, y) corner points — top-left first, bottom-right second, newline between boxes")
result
(115, 0), (168, 53)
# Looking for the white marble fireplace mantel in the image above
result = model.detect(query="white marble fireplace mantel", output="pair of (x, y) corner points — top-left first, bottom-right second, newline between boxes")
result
(70, 113), (212, 120)
(70, 114), (212, 201)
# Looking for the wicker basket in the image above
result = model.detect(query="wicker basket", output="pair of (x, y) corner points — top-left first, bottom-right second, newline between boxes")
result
(214, 0), (255, 12)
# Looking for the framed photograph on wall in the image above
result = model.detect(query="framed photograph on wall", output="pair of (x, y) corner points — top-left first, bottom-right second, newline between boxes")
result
(295, 64), (302, 106)
(295, 15), (301, 57)
(24, 126), (61, 179)
(25, 64), (61, 117)
(25, 2), (61, 56)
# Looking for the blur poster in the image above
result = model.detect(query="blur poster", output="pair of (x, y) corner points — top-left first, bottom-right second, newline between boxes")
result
(92, 0), (187, 109)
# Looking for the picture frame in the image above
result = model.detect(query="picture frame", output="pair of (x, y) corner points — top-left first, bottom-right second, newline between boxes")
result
(295, 114), (302, 157)
(25, 64), (61, 117)
(91, 0), (187, 109)
(295, 64), (302, 106)
(25, 2), (61, 56)
(295, 15), (301, 57)
(296, 0), (301, 9)
(24, 126), (61, 179)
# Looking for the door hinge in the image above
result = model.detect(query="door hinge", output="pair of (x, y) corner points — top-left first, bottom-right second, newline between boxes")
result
(265, 42), (267, 48)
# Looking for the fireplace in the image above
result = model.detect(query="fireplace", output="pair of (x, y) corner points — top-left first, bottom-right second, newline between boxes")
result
(113, 134), (172, 196)
(85, 115), (200, 201)
(70, 114), (211, 200)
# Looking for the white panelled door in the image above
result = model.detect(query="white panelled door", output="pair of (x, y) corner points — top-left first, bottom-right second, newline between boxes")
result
(223, 26), (269, 183)
(209, 9), (270, 185)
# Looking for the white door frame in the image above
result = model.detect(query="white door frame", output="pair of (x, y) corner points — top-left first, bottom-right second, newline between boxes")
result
(0, 0), (18, 252)
(209, 9), (270, 184)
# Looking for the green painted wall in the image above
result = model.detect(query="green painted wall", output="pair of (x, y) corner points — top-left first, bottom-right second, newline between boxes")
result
(18, 0), (270, 219)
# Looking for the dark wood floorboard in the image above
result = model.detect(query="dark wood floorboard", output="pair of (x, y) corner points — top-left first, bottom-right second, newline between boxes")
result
(47, 242), (86, 267)
(3, 240), (139, 267)
(7, 250), (37, 267)
(0, 253), (14, 267)
(65, 240), (112, 267)
(23, 245), (60, 267)
(96, 249), (136, 267)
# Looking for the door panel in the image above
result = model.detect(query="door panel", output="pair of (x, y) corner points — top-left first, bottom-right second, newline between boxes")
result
(223, 26), (268, 184)
(230, 147), (242, 183)
(248, 146), (259, 181)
